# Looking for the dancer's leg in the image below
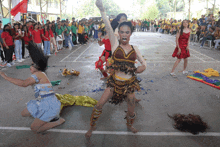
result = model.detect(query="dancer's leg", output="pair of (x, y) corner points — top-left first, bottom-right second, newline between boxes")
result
(21, 108), (31, 117)
(36, 118), (65, 133)
(126, 93), (138, 133)
(171, 59), (181, 73)
(85, 87), (113, 138)
(183, 58), (188, 71)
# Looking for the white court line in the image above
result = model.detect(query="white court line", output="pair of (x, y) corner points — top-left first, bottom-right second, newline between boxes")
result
(191, 54), (205, 62)
(0, 127), (220, 136)
(60, 46), (83, 62)
(61, 61), (218, 63)
(74, 43), (94, 62)
(158, 36), (220, 62)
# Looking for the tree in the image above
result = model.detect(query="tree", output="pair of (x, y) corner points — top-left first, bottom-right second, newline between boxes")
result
(141, 4), (159, 20)
(75, 0), (122, 19)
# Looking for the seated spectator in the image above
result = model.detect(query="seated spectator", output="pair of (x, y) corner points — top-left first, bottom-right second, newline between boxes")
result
(213, 26), (220, 49)
(199, 26), (206, 40)
(200, 27), (215, 48)
(200, 19), (207, 26)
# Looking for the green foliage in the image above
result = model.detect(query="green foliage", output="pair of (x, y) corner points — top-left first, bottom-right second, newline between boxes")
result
(75, 0), (122, 19)
(155, 0), (185, 18)
(141, 4), (159, 19)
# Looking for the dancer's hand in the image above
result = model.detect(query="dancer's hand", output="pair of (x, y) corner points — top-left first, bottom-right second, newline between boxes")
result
(96, 0), (104, 11)
(177, 50), (181, 55)
(186, 46), (189, 52)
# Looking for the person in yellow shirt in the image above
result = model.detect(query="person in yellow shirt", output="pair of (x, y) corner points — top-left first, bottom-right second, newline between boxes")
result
(190, 19), (198, 45)
(78, 21), (85, 45)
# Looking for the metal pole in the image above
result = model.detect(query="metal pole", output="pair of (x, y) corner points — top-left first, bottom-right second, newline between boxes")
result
(60, 0), (62, 19)
(46, 0), (48, 20)
(213, 0), (216, 16)
(0, 0), (4, 19)
(8, 0), (11, 23)
(189, 0), (191, 20)
(40, 0), (42, 22)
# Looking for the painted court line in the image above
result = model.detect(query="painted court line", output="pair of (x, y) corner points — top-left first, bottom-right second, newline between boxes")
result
(0, 127), (220, 137)
(60, 46), (83, 62)
(74, 43), (94, 62)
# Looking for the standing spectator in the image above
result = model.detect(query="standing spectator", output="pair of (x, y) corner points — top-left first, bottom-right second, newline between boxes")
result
(14, 23), (23, 62)
(1, 25), (14, 67)
(42, 25), (51, 56)
(71, 21), (78, 45)
(32, 24), (42, 48)
(55, 23), (64, 51)
(190, 19), (198, 45)
(0, 21), (5, 65)
(49, 23), (57, 53)
(22, 25), (31, 58)
(93, 21), (99, 41)
(64, 21), (74, 48)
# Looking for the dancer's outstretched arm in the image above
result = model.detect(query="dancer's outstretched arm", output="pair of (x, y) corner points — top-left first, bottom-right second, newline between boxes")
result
(0, 72), (35, 87)
(96, 0), (118, 52)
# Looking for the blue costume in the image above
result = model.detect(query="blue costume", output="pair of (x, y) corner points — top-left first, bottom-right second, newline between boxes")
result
(27, 74), (61, 122)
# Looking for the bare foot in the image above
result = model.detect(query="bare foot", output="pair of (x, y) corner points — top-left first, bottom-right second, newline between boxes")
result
(127, 125), (138, 133)
(135, 98), (141, 103)
(100, 77), (107, 80)
(85, 127), (96, 138)
(57, 118), (65, 125)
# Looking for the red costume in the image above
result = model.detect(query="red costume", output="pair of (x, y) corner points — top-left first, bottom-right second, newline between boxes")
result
(95, 38), (112, 72)
(172, 32), (190, 59)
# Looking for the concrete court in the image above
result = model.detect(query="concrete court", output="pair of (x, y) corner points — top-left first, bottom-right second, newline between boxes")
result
(0, 32), (220, 147)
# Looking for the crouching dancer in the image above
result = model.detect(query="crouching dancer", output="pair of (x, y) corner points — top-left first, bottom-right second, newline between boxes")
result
(0, 42), (65, 133)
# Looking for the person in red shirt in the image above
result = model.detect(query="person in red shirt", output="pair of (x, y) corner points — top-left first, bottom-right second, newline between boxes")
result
(95, 31), (111, 80)
(49, 23), (57, 53)
(1, 25), (14, 67)
(22, 25), (31, 58)
(32, 24), (42, 49)
(41, 25), (51, 56)
(28, 21), (34, 34)
(14, 23), (24, 63)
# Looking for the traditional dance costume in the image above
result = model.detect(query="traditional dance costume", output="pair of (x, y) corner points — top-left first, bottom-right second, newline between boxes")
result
(90, 45), (143, 128)
(95, 38), (112, 71)
(107, 45), (141, 105)
(27, 74), (61, 122)
(172, 32), (190, 59)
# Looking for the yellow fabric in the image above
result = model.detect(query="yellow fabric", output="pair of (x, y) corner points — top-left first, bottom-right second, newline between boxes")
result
(194, 68), (219, 77)
(68, 23), (72, 27)
(115, 74), (129, 81)
(78, 25), (84, 34)
(55, 94), (98, 110)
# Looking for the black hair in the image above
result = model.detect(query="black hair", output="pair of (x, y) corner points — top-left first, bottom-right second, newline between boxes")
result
(209, 27), (215, 31)
(180, 20), (189, 36)
(44, 24), (49, 35)
(33, 23), (38, 29)
(22, 25), (28, 33)
(118, 21), (133, 34)
(3, 24), (12, 36)
(111, 13), (127, 31)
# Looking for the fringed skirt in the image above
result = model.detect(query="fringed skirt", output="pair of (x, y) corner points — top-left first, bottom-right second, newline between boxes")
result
(107, 74), (141, 105)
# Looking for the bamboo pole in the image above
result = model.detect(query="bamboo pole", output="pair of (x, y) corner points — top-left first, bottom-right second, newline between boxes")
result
(188, 0), (191, 20)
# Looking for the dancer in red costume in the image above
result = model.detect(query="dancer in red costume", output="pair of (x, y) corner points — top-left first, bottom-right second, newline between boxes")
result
(171, 20), (190, 76)
(95, 31), (111, 80)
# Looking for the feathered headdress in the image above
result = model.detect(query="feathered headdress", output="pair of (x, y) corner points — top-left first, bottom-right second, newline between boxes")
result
(168, 113), (209, 135)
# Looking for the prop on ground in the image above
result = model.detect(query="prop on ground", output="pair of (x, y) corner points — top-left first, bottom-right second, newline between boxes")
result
(61, 68), (80, 76)
(51, 80), (61, 86)
(168, 113), (209, 135)
(55, 94), (98, 110)
(187, 68), (220, 90)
